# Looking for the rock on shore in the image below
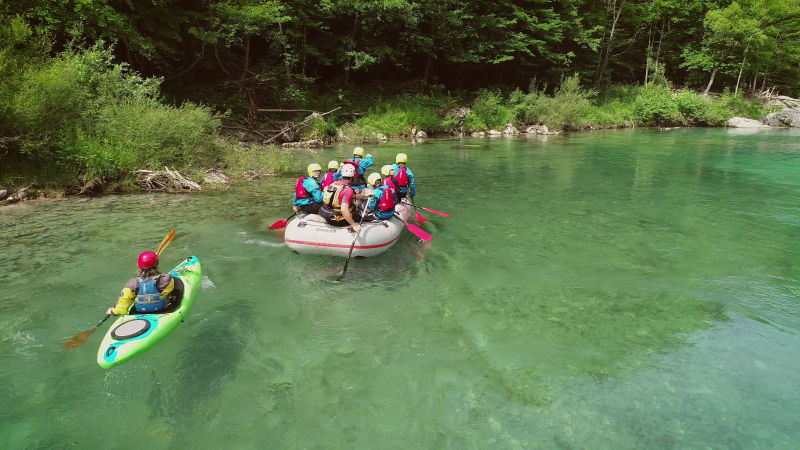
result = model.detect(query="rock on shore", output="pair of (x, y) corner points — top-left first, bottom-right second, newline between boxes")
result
(762, 108), (800, 127)
(727, 117), (771, 128)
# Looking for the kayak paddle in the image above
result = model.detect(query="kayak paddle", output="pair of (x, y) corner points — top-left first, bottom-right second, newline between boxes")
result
(268, 212), (296, 230)
(63, 230), (176, 350)
(338, 203), (370, 281)
(62, 314), (111, 350)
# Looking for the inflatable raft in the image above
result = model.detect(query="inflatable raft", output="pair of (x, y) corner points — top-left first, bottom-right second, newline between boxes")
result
(285, 203), (412, 257)
(97, 256), (202, 369)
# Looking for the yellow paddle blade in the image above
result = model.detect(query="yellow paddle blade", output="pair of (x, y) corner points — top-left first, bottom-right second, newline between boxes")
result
(156, 230), (175, 256)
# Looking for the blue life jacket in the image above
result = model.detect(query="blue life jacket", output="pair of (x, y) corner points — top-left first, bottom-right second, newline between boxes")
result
(134, 279), (168, 313)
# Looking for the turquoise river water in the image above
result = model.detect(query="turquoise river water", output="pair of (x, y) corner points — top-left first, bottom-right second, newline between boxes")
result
(2, 128), (800, 448)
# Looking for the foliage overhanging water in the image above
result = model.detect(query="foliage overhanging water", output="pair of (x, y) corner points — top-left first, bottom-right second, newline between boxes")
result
(2, 129), (800, 448)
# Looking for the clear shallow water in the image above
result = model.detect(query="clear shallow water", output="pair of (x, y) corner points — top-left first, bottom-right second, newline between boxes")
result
(2, 128), (800, 448)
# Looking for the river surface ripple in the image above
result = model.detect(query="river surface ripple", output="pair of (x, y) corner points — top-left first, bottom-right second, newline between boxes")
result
(1, 128), (800, 448)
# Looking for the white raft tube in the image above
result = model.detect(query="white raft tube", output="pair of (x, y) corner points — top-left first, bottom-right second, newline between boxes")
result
(284, 203), (413, 257)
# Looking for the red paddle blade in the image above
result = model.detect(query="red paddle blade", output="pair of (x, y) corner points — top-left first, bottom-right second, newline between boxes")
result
(268, 220), (288, 230)
(414, 210), (428, 223)
(421, 207), (450, 217)
(405, 222), (432, 242)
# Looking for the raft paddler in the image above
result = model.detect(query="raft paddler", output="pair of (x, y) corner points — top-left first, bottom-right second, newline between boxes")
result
(381, 165), (400, 192)
(365, 172), (397, 220)
(293, 163), (324, 215)
(391, 153), (416, 200)
(319, 163), (367, 232)
(106, 252), (176, 315)
(334, 147), (373, 189)
(321, 160), (338, 190)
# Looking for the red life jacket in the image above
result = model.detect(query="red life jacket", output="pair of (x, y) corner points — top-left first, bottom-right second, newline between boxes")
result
(378, 187), (395, 212)
(295, 177), (309, 199)
(321, 171), (335, 189)
(395, 166), (409, 187)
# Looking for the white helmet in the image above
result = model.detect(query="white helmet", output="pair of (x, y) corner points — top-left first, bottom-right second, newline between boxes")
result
(340, 163), (356, 178)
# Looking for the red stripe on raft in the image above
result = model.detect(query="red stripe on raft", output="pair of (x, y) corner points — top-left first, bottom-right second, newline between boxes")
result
(286, 234), (400, 250)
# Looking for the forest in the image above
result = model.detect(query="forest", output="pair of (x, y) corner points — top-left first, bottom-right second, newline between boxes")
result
(2, 0), (799, 190)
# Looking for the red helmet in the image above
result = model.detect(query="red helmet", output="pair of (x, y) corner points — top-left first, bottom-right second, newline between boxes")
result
(137, 251), (159, 269)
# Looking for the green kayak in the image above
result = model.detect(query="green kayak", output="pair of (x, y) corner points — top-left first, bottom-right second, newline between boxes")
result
(97, 256), (202, 369)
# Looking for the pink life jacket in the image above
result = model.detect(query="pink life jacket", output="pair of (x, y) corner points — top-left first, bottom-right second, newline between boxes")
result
(295, 177), (309, 199)
(378, 187), (395, 212)
(321, 171), (335, 189)
(395, 166), (409, 187)
(383, 176), (399, 191)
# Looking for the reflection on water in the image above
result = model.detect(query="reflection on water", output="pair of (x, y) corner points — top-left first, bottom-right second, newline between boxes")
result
(1, 129), (800, 448)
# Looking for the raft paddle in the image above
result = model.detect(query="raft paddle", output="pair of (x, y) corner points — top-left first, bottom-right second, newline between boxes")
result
(394, 213), (432, 242)
(268, 212), (296, 230)
(63, 230), (176, 350)
(338, 203), (370, 282)
(402, 200), (451, 218)
(411, 197), (427, 223)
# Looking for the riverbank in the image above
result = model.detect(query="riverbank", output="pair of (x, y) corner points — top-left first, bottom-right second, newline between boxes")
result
(0, 41), (789, 203)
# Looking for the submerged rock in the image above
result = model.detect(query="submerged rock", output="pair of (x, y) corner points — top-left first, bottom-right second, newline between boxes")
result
(415, 130), (428, 139)
(762, 108), (800, 127)
(727, 117), (770, 128)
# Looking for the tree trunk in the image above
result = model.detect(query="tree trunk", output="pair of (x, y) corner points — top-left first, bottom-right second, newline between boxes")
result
(239, 35), (250, 93)
(703, 64), (719, 96)
(596, 0), (624, 87)
(344, 13), (359, 86)
(423, 53), (432, 85)
(644, 26), (652, 84)
(302, 25), (307, 76)
(734, 40), (751, 96)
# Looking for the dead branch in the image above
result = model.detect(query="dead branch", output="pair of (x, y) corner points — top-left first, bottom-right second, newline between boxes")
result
(263, 106), (341, 144)
(136, 167), (201, 192)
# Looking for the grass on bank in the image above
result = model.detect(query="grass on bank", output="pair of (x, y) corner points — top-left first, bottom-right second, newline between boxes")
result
(335, 76), (778, 140)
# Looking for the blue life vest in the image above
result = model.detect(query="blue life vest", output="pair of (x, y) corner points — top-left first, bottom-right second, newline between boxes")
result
(134, 278), (168, 313)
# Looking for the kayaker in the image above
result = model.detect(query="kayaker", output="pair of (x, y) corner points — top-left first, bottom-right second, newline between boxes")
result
(392, 153), (416, 200)
(293, 163), (324, 215)
(319, 163), (365, 232)
(335, 147), (373, 190)
(321, 160), (338, 190)
(365, 172), (397, 220)
(106, 252), (176, 315)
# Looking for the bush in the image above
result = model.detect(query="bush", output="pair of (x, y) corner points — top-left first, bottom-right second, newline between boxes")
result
(222, 143), (292, 177)
(674, 90), (711, 125)
(632, 84), (682, 125)
(463, 112), (488, 132)
(471, 89), (513, 130)
(353, 95), (445, 136)
(513, 75), (593, 130)
(1, 41), (222, 180)
(718, 90), (773, 119)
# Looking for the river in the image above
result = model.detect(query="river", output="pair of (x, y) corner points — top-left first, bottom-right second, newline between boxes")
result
(2, 128), (800, 448)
